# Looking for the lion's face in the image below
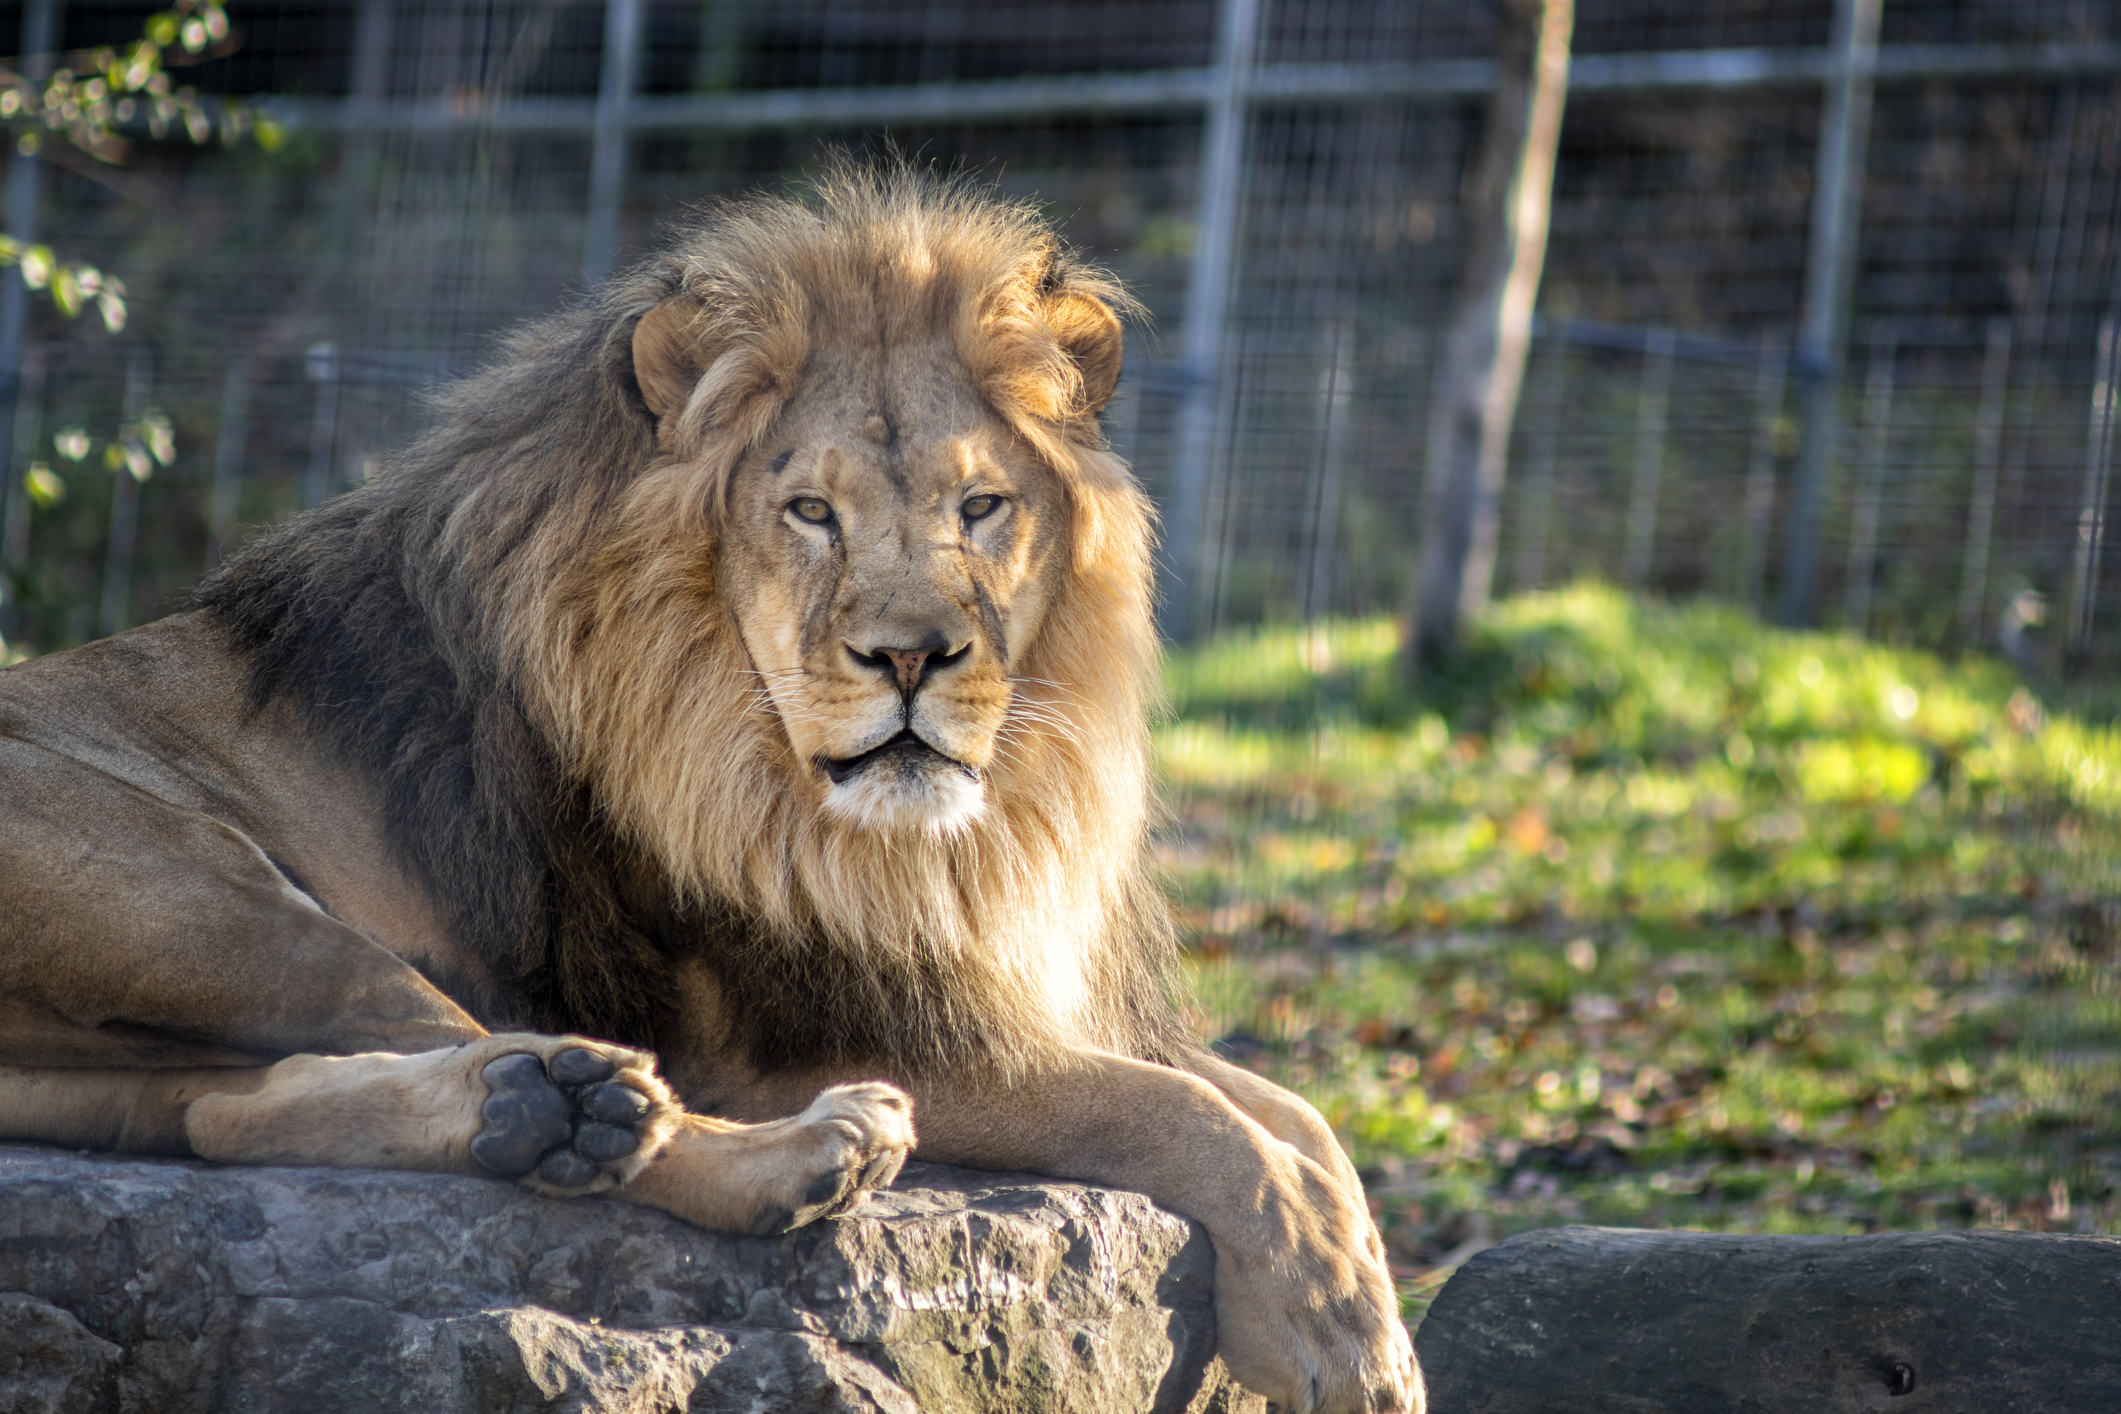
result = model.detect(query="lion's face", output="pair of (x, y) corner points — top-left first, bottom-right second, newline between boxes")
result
(714, 338), (1071, 835)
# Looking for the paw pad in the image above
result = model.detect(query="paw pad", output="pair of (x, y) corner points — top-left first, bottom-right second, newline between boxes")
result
(472, 1047), (654, 1186)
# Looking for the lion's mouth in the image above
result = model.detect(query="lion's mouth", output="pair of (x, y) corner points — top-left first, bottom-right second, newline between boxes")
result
(819, 730), (977, 785)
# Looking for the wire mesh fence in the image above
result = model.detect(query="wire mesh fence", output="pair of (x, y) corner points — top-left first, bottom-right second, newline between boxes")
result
(0, 0), (2118, 690)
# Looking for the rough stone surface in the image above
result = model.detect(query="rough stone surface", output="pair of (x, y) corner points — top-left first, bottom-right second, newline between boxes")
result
(1415, 1224), (2121, 1413)
(0, 1143), (1260, 1414)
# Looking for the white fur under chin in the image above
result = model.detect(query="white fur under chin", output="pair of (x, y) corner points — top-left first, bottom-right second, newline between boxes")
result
(823, 766), (987, 837)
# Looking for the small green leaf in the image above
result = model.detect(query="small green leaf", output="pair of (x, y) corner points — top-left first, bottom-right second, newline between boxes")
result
(22, 461), (63, 508)
(142, 410), (175, 466)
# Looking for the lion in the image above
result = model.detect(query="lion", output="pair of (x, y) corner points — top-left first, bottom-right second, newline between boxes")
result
(0, 168), (1419, 1414)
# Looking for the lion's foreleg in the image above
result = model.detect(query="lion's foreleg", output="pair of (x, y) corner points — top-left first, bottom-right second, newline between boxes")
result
(892, 1050), (1421, 1414)
(1180, 1049), (1368, 1200)
(0, 1064), (270, 1154)
(182, 1034), (683, 1193)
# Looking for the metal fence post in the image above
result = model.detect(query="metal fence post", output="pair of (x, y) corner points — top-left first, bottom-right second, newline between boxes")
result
(2066, 317), (2120, 666)
(1957, 320), (2011, 641)
(584, 0), (647, 285)
(0, 0), (61, 642)
(1300, 317), (1354, 626)
(1776, 0), (1881, 627)
(304, 341), (341, 511)
(1843, 338), (1895, 633)
(1160, 0), (1260, 641)
(1510, 337), (1567, 594)
(97, 349), (153, 639)
(1738, 334), (1787, 611)
(208, 351), (255, 568)
(1622, 326), (1674, 588)
(0, 346), (42, 642)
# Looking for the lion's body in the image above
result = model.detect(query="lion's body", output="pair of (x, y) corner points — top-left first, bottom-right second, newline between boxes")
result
(0, 171), (1418, 1414)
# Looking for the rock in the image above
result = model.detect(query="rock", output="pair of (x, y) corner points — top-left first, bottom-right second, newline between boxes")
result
(1415, 1224), (2121, 1414)
(0, 1143), (1259, 1414)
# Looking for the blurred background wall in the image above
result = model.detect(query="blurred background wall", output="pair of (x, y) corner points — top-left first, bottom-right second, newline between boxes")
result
(0, 0), (2117, 686)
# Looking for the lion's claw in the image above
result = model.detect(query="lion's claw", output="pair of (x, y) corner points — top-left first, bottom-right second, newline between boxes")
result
(472, 1044), (667, 1191)
(747, 1204), (796, 1237)
(735, 1082), (915, 1235)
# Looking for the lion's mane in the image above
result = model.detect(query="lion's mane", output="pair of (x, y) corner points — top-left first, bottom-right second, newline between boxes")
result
(196, 168), (1189, 1079)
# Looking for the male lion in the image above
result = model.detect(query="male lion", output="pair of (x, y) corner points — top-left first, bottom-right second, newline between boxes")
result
(0, 170), (1418, 1414)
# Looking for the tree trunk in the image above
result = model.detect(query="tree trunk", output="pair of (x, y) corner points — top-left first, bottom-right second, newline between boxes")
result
(1415, 1224), (2121, 1413)
(1403, 0), (1572, 675)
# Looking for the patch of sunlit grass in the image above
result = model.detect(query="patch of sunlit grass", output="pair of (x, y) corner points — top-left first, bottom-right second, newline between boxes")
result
(1160, 584), (2121, 1327)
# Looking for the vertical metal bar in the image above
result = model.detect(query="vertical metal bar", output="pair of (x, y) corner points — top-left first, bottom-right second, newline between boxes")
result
(584, 0), (647, 285)
(207, 350), (255, 568)
(1738, 334), (1787, 611)
(1510, 337), (1567, 595)
(97, 349), (152, 640)
(1843, 339), (1894, 633)
(1160, 0), (1261, 640)
(1957, 320), (2011, 641)
(1623, 326), (1674, 589)
(2065, 317), (2119, 663)
(1300, 318), (1352, 625)
(1995, 87), (2084, 548)
(304, 341), (341, 510)
(1776, 0), (1882, 627)
(1198, 321), (1254, 638)
(693, 0), (745, 91)
(0, 0), (62, 642)
(349, 0), (395, 108)
(0, 346), (43, 644)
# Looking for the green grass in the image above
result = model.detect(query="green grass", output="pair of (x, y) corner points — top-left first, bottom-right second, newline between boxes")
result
(1158, 585), (2121, 1326)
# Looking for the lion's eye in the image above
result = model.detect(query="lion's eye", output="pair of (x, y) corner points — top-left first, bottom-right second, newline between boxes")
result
(961, 495), (1001, 522)
(790, 497), (834, 524)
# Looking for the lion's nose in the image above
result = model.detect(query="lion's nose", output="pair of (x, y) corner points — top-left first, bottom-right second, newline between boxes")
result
(847, 635), (969, 697)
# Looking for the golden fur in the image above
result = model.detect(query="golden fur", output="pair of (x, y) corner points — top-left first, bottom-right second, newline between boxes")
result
(512, 172), (1165, 1069)
(0, 168), (1420, 1414)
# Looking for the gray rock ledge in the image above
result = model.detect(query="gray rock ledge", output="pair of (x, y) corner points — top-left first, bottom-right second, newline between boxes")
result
(0, 1143), (1259, 1414)
(1415, 1223), (2121, 1414)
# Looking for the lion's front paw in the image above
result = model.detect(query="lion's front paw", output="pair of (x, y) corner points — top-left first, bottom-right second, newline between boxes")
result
(1216, 1275), (1419, 1414)
(467, 1036), (681, 1194)
(1212, 1154), (1423, 1414)
(746, 1081), (915, 1235)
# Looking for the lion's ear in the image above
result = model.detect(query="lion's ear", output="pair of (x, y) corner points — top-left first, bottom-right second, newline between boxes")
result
(1042, 289), (1124, 417)
(632, 299), (707, 423)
